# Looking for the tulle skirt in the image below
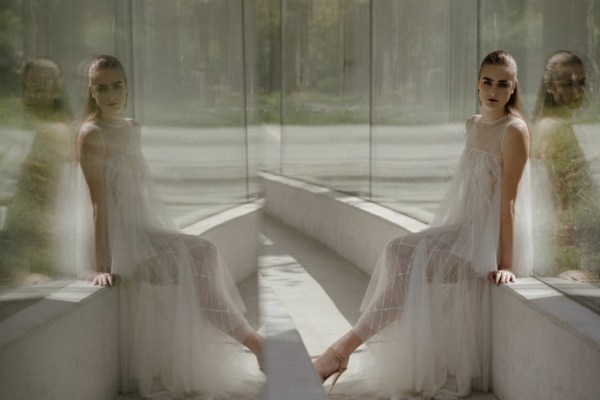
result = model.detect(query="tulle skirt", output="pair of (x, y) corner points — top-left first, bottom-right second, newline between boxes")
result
(76, 153), (263, 399)
(334, 150), (532, 399)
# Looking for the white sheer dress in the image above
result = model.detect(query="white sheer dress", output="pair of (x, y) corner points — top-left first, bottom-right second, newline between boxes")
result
(77, 119), (261, 399)
(348, 114), (532, 400)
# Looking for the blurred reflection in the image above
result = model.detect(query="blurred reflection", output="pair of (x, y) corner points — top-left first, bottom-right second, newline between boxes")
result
(0, 57), (75, 286)
(77, 55), (262, 398)
(532, 50), (600, 282)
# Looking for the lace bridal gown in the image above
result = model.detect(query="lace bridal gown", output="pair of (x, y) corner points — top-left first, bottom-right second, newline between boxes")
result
(77, 119), (262, 399)
(343, 115), (532, 400)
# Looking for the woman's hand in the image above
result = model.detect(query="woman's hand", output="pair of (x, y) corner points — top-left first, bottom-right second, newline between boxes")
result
(488, 269), (516, 286)
(92, 272), (116, 287)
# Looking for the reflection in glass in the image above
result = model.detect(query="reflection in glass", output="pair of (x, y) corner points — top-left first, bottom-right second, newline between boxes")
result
(371, 0), (477, 221)
(0, 57), (75, 286)
(77, 55), (263, 398)
(131, 0), (252, 223)
(280, 0), (370, 196)
(532, 50), (600, 282)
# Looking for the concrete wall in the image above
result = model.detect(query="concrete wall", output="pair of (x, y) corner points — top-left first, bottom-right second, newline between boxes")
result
(492, 279), (600, 400)
(263, 172), (600, 400)
(184, 201), (262, 284)
(0, 282), (119, 400)
(0, 202), (261, 400)
(263, 172), (427, 276)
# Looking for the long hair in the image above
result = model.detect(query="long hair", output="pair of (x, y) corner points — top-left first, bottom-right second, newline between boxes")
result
(82, 55), (127, 121)
(479, 50), (523, 117)
(532, 50), (584, 121)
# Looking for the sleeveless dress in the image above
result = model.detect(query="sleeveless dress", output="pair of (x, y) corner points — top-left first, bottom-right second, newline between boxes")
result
(348, 115), (532, 399)
(77, 119), (261, 399)
(0, 119), (75, 282)
(531, 116), (600, 277)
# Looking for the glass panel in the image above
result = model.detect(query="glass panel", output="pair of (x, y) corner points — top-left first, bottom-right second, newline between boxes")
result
(0, 0), (125, 293)
(371, 0), (478, 223)
(0, 0), (258, 308)
(279, 0), (371, 197)
(131, 0), (248, 225)
(481, 0), (600, 312)
(249, 0), (282, 190)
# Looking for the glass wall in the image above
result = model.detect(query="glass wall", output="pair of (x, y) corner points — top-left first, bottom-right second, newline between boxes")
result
(371, 0), (478, 221)
(279, 0), (371, 196)
(0, 0), (599, 377)
(131, 0), (253, 225)
(479, 0), (600, 308)
(0, 0), (257, 292)
(258, 0), (600, 310)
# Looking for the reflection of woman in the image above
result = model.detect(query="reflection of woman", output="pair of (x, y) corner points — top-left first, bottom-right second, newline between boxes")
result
(315, 51), (532, 399)
(0, 57), (75, 285)
(532, 50), (599, 280)
(77, 55), (262, 398)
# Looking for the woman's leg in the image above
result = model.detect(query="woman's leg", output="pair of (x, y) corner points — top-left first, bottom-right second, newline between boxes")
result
(187, 236), (263, 363)
(315, 227), (463, 380)
(314, 235), (416, 379)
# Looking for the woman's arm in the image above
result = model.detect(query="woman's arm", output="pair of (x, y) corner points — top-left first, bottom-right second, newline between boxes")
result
(492, 121), (530, 285)
(77, 126), (114, 287)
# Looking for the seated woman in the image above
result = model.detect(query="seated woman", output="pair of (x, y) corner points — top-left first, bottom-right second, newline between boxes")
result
(314, 51), (532, 399)
(531, 50), (600, 281)
(77, 55), (263, 399)
(0, 57), (75, 285)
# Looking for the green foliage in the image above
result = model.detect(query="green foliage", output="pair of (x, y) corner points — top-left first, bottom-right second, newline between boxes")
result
(0, 0), (22, 94)
(0, 95), (25, 127)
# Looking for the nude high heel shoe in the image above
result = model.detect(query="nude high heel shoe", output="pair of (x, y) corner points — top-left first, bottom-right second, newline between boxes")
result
(316, 347), (349, 394)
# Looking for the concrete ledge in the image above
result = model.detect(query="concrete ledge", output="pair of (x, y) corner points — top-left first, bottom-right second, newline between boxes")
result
(184, 201), (262, 284)
(263, 172), (426, 275)
(492, 278), (600, 400)
(0, 201), (261, 400)
(0, 281), (120, 400)
(263, 172), (600, 400)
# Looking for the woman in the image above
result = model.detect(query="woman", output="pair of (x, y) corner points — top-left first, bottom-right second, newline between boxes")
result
(531, 50), (599, 280)
(0, 57), (75, 284)
(77, 55), (262, 399)
(314, 50), (532, 399)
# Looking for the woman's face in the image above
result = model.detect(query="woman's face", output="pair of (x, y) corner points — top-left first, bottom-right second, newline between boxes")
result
(547, 63), (585, 110)
(89, 67), (127, 119)
(22, 67), (61, 111)
(477, 63), (516, 118)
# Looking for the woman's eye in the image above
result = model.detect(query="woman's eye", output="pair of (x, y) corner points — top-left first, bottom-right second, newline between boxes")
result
(96, 86), (108, 92)
(498, 82), (508, 88)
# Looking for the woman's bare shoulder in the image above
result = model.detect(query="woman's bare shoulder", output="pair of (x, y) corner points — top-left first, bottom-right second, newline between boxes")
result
(507, 116), (529, 134)
(124, 118), (141, 130)
(503, 116), (530, 154)
(77, 121), (104, 155)
(125, 118), (142, 139)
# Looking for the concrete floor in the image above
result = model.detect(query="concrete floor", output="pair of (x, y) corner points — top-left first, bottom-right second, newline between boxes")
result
(258, 215), (497, 400)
